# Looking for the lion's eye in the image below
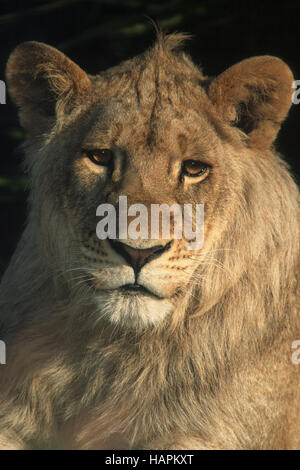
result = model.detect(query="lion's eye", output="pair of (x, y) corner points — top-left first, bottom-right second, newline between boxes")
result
(182, 160), (209, 179)
(83, 149), (113, 166)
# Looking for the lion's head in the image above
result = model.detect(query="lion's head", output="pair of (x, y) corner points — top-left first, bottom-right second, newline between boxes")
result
(5, 33), (299, 330)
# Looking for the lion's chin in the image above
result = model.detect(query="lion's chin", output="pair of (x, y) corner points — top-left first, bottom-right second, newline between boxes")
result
(93, 288), (174, 328)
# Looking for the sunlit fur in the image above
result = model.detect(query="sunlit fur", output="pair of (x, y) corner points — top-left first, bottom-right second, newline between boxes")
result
(0, 33), (299, 449)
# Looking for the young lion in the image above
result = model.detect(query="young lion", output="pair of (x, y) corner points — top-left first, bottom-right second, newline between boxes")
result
(0, 33), (299, 450)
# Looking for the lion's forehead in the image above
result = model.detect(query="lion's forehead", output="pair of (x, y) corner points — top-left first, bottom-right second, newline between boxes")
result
(81, 99), (222, 160)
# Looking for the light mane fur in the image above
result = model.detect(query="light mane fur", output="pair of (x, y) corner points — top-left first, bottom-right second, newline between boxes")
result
(0, 33), (299, 449)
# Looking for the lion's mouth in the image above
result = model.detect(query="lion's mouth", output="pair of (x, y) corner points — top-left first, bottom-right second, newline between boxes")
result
(119, 283), (162, 299)
(88, 279), (164, 299)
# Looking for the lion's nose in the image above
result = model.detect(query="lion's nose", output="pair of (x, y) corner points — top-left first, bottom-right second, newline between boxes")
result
(109, 240), (172, 274)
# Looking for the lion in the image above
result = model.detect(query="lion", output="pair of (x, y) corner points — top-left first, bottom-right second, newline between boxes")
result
(0, 32), (299, 450)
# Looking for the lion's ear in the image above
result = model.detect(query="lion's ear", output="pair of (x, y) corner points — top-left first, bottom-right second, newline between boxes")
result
(208, 56), (294, 149)
(6, 41), (92, 136)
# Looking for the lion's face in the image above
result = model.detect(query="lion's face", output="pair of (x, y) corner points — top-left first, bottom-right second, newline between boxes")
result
(64, 97), (230, 327)
(6, 35), (294, 328)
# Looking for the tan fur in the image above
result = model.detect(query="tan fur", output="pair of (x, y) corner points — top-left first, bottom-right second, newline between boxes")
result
(0, 33), (299, 449)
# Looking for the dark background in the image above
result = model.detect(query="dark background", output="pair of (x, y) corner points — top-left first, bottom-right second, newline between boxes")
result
(0, 0), (299, 277)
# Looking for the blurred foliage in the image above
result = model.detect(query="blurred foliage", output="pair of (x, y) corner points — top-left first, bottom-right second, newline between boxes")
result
(0, 0), (300, 275)
(0, 175), (28, 202)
